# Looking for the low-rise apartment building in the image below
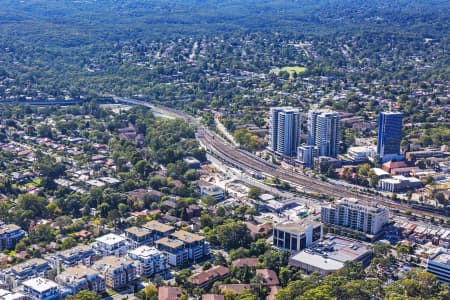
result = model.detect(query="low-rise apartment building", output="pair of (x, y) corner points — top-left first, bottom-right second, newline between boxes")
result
(125, 227), (152, 248)
(155, 238), (188, 268)
(170, 230), (210, 262)
(94, 233), (128, 256)
(128, 246), (167, 278)
(93, 256), (136, 290)
(22, 278), (60, 300)
(56, 265), (105, 295)
(142, 221), (175, 244)
(0, 223), (26, 251)
(50, 244), (95, 268)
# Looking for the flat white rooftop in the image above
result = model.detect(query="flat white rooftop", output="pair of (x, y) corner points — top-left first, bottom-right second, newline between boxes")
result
(128, 245), (161, 258)
(96, 233), (126, 245)
(291, 251), (343, 271)
(23, 277), (58, 293)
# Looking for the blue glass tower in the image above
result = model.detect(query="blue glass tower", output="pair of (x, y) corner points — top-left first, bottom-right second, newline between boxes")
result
(377, 111), (403, 159)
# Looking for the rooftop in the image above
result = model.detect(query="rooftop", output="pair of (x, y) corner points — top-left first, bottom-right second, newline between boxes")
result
(58, 244), (93, 257)
(143, 221), (175, 234)
(155, 237), (185, 249)
(128, 246), (162, 258)
(158, 286), (181, 300)
(274, 220), (321, 235)
(22, 278), (58, 293)
(290, 236), (372, 271)
(202, 295), (225, 300)
(125, 226), (151, 238)
(96, 233), (126, 245)
(94, 256), (134, 270)
(171, 230), (204, 243)
(11, 258), (48, 273)
(58, 265), (98, 280)
(431, 252), (450, 265)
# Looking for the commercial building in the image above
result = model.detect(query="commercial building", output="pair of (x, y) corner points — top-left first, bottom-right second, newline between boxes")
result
(56, 265), (105, 295)
(321, 198), (389, 237)
(307, 110), (340, 158)
(21, 278), (60, 300)
(289, 236), (373, 275)
(346, 146), (376, 162)
(427, 250), (450, 284)
(94, 233), (128, 256)
(92, 256), (136, 290)
(273, 221), (322, 253)
(377, 111), (403, 161)
(378, 175), (423, 192)
(0, 223), (26, 251)
(269, 107), (301, 157)
(127, 246), (167, 278)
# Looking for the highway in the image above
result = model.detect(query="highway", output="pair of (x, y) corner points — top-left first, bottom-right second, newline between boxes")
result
(113, 97), (446, 220)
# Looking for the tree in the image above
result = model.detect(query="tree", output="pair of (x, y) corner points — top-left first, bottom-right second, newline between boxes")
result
(248, 187), (261, 200)
(200, 214), (213, 229)
(301, 284), (334, 300)
(66, 291), (101, 300)
(143, 285), (158, 300)
(29, 224), (55, 244)
(216, 221), (251, 249)
(61, 237), (77, 250)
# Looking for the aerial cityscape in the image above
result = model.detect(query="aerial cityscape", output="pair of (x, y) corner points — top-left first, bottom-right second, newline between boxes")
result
(0, 0), (449, 299)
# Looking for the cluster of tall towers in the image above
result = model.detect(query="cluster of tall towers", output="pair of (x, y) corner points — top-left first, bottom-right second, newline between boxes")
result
(269, 107), (403, 168)
(269, 107), (340, 164)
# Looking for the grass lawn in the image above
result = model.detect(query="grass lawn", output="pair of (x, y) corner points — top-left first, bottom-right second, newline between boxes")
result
(272, 66), (308, 78)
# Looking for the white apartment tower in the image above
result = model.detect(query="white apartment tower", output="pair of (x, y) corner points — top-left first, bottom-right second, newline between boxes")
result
(321, 198), (389, 235)
(307, 110), (340, 158)
(269, 107), (301, 157)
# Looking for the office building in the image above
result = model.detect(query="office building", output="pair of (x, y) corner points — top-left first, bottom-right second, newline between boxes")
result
(0, 223), (26, 251)
(307, 110), (340, 158)
(56, 266), (105, 295)
(273, 221), (322, 253)
(321, 198), (389, 237)
(22, 278), (60, 300)
(269, 107), (301, 157)
(92, 256), (136, 290)
(427, 251), (450, 284)
(377, 111), (403, 161)
(127, 246), (168, 278)
(297, 145), (317, 168)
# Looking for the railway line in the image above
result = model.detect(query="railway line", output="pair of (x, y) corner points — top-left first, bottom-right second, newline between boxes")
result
(114, 97), (446, 220)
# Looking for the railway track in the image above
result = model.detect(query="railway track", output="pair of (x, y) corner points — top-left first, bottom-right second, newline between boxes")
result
(198, 126), (444, 218)
(113, 97), (446, 219)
